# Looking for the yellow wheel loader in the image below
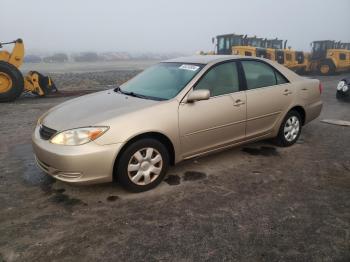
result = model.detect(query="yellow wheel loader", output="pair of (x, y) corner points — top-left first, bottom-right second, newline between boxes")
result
(210, 34), (350, 76)
(308, 40), (350, 75)
(0, 39), (57, 102)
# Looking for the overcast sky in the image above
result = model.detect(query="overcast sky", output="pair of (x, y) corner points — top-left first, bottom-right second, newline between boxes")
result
(2, 0), (350, 54)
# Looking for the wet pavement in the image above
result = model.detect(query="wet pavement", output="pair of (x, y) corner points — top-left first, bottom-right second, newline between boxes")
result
(0, 74), (349, 261)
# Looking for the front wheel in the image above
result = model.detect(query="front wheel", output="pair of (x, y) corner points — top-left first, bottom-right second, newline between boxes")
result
(116, 138), (169, 192)
(275, 110), (302, 147)
(0, 61), (24, 102)
(318, 61), (335, 76)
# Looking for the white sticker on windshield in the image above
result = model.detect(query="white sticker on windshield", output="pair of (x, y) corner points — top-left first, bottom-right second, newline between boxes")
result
(179, 64), (200, 71)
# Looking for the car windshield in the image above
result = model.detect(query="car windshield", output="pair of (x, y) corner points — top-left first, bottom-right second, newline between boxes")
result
(120, 62), (204, 100)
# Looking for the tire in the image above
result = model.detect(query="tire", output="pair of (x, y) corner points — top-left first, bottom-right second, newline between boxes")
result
(116, 138), (169, 192)
(0, 61), (24, 102)
(275, 110), (302, 147)
(318, 60), (335, 76)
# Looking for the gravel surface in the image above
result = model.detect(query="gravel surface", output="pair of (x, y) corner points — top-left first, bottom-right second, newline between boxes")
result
(0, 72), (349, 262)
(49, 70), (141, 90)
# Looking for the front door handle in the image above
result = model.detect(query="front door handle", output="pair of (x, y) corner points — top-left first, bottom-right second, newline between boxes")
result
(283, 89), (292, 95)
(233, 99), (245, 107)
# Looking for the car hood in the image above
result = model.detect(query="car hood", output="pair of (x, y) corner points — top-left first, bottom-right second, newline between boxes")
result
(42, 90), (159, 131)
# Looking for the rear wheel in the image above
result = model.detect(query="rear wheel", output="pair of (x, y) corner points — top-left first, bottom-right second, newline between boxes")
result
(318, 60), (335, 76)
(275, 110), (302, 147)
(0, 61), (24, 102)
(116, 138), (169, 192)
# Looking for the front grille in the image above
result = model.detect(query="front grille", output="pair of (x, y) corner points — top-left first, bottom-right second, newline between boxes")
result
(39, 125), (57, 140)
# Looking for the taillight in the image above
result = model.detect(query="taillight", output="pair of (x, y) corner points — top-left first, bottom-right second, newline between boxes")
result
(319, 82), (323, 94)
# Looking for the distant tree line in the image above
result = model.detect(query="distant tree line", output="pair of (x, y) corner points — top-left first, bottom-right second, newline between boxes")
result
(24, 53), (69, 63)
(24, 51), (184, 63)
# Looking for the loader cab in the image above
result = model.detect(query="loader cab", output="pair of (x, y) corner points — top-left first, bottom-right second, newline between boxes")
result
(334, 41), (343, 49)
(244, 37), (265, 48)
(311, 40), (335, 60)
(266, 39), (284, 49)
(339, 43), (350, 50)
(216, 34), (244, 55)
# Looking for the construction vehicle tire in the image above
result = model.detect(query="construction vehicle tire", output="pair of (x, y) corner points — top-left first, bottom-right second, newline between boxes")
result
(0, 61), (24, 102)
(318, 60), (335, 76)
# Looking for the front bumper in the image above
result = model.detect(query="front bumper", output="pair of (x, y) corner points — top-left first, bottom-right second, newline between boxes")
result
(336, 90), (350, 102)
(32, 126), (123, 184)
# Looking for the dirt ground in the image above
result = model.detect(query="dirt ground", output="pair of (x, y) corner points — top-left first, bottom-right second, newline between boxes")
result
(0, 69), (349, 261)
(21, 60), (157, 91)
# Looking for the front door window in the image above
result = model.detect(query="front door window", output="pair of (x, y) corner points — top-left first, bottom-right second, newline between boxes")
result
(194, 62), (239, 96)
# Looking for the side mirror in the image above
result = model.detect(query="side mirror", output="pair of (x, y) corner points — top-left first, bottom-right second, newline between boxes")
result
(187, 89), (210, 103)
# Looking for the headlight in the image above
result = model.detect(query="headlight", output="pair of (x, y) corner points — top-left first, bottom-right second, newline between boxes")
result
(337, 81), (346, 91)
(50, 127), (109, 145)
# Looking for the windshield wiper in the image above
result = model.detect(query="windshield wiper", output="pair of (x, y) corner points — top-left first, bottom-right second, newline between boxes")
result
(114, 86), (125, 94)
(114, 86), (139, 97)
(114, 86), (165, 101)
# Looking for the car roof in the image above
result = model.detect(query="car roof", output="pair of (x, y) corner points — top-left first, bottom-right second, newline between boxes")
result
(164, 55), (302, 82)
(164, 55), (247, 65)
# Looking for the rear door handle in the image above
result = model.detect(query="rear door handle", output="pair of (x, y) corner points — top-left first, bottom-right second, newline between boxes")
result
(301, 88), (308, 91)
(283, 89), (292, 95)
(233, 99), (245, 107)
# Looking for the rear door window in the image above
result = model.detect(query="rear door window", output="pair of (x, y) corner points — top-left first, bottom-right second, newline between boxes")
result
(241, 60), (288, 89)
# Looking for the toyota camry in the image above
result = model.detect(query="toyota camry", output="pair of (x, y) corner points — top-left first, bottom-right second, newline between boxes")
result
(32, 56), (323, 192)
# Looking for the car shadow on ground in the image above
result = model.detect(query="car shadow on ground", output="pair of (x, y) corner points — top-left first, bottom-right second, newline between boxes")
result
(15, 137), (284, 210)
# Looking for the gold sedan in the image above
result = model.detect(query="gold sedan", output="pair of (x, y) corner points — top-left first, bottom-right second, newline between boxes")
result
(32, 55), (322, 192)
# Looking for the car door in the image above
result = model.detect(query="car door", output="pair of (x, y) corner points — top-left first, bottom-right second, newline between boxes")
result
(178, 61), (246, 157)
(241, 60), (293, 138)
